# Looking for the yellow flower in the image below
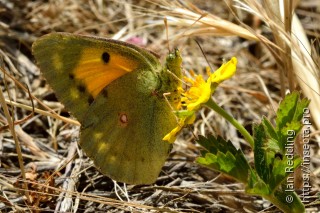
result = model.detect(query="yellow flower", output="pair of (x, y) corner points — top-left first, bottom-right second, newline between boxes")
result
(211, 57), (237, 84)
(163, 111), (196, 143)
(182, 75), (212, 111)
(163, 57), (237, 143)
(182, 57), (237, 111)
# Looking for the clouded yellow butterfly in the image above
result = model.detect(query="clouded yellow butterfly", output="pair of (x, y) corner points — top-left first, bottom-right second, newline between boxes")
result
(32, 32), (182, 184)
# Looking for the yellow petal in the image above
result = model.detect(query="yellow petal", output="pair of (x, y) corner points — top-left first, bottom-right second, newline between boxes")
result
(163, 125), (182, 143)
(163, 112), (196, 143)
(211, 57), (237, 83)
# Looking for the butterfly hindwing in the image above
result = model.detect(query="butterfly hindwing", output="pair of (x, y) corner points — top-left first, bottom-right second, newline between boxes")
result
(80, 67), (175, 184)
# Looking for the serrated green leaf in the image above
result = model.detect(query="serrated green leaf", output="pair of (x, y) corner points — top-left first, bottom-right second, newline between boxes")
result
(269, 156), (302, 191)
(197, 135), (242, 156)
(276, 121), (302, 153)
(247, 169), (258, 188)
(262, 117), (278, 140)
(293, 98), (311, 122)
(267, 185), (305, 213)
(262, 117), (282, 153)
(280, 121), (303, 141)
(217, 151), (236, 172)
(246, 170), (270, 195)
(197, 91), (308, 212)
(197, 153), (218, 165)
(196, 135), (251, 183)
(196, 135), (218, 154)
(198, 151), (237, 173)
(276, 91), (299, 132)
(253, 121), (303, 193)
(247, 173), (305, 212)
(253, 123), (270, 182)
(266, 138), (281, 153)
(275, 92), (310, 152)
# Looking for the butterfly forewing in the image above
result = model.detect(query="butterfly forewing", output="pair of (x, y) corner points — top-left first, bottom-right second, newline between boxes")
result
(32, 33), (158, 121)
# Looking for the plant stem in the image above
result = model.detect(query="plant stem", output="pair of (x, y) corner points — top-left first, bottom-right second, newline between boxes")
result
(205, 98), (254, 147)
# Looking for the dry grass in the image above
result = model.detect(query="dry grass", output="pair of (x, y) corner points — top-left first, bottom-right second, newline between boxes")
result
(0, 0), (319, 212)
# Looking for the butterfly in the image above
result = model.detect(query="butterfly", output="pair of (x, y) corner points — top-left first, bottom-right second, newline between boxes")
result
(32, 32), (182, 184)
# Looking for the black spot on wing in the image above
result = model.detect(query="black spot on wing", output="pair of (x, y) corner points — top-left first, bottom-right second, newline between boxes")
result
(75, 83), (94, 105)
(88, 95), (94, 105)
(69, 73), (75, 79)
(77, 84), (86, 93)
(102, 52), (110, 63)
(101, 88), (108, 98)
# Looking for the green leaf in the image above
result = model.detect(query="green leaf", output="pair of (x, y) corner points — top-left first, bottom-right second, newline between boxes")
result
(253, 122), (302, 193)
(293, 97), (311, 122)
(266, 185), (305, 213)
(262, 117), (281, 153)
(268, 155), (301, 191)
(262, 117), (278, 140)
(196, 135), (251, 183)
(197, 152), (235, 173)
(253, 123), (270, 182)
(275, 92), (310, 152)
(281, 121), (303, 135)
(276, 91), (299, 132)
(246, 170), (270, 195)
(197, 91), (308, 212)
(266, 138), (281, 153)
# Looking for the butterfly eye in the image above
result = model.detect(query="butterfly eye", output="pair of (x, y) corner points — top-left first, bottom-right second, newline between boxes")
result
(102, 52), (110, 63)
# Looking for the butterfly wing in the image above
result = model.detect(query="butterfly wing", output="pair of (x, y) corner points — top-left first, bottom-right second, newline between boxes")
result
(32, 32), (158, 121)
(81, 67), (176, 184)
(33, 33), (176, 184)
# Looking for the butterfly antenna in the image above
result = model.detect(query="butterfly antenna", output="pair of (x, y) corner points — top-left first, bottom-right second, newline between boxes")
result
(164, 17), (171, 52)
(195, 39), (214, 73)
